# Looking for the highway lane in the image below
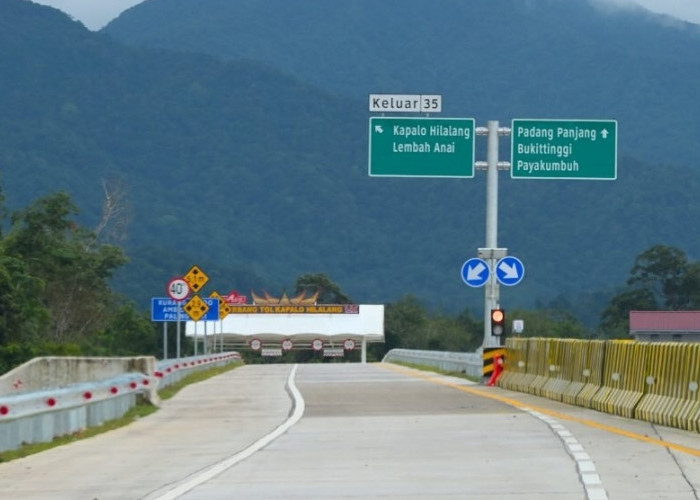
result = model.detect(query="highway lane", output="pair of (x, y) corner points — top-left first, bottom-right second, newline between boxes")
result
(0, 363), (698, 499)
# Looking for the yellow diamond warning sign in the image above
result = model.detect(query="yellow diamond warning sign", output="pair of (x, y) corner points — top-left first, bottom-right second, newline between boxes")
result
(184, 265), (209, 293)
(184, 295), (209, 321)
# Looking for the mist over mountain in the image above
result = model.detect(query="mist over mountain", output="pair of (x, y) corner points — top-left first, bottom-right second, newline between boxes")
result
(2, 0), (700, 326)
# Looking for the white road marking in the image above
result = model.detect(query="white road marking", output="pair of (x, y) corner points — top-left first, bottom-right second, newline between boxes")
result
(525, 408), (608, 500)
(146, 364), (304, 500)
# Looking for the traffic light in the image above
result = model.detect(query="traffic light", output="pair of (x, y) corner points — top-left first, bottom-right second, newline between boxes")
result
(491, 308), (506, 336)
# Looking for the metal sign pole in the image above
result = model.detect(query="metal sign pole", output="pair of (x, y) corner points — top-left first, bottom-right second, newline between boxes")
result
(194, 321), (198, 357)
(163, 322), (168, 360)
(204, 320), (208, 355)
(484, 120), (501, 348)
(176, 301), (181, 359)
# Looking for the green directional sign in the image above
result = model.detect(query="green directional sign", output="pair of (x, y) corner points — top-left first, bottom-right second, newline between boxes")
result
(369, 117), (475, 178)
(511, 119), (617, 180)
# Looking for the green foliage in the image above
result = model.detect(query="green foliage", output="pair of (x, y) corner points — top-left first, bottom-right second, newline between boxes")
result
(2, 192), (128, 343)
(508, 309), (592, 339)
(293, 273), (352, 304)
(4, 0), (700, 361)
(0, 190), (158, 373)
(94, 305), (159, 356)
(0, 343), (38, 375)
(599, 288), (656, 338)
(373, 295), (482, 358)
(600, 245), (700, 337)
(5, 0), (700, 322)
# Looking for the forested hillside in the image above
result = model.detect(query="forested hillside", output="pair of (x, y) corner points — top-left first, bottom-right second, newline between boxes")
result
(2, 0), (700, 327)
(104, 0), (700, 166)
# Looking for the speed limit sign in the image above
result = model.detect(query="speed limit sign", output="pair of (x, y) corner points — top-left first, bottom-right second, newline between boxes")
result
(281, 338), (294, 352)
(167, 278), (190, 300)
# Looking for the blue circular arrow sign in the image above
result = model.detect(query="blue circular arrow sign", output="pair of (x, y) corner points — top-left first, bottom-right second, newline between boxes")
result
(461, 257), (490, 288)
(496, 256), (525, 286)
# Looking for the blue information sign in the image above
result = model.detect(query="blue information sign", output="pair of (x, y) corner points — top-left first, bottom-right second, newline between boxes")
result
(461, 258), (490, 288)
(151, 297), (220, 322)
(495, 256), (525, 286)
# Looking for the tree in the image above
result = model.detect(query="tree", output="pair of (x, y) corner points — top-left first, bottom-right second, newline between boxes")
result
(383, 295), (428, 350)
(0, 252), (49, 345)
(96, 304), (159, 356)
(599, 288), (656, 338)
(509, 308), (592, 339)
(627, 245), (690, 310)
(293, 273), (352, 304)
(94, 178), (132, 245)
(599, 245), (700, 337)
(3, 192), (128, 343)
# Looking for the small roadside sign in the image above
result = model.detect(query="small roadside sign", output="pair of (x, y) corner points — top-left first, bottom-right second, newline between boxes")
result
(151, 298), (185, 322)
(167, 278), (190, 300)
(184, 265), (209, 293)
(369, 94), (442, 113)
(184, 295), (209, 321)
(495, 256), (525, 286)
(461, 258), (490, 288)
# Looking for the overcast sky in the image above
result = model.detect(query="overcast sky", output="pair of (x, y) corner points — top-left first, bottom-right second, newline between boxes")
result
(29, 0), (700, 31)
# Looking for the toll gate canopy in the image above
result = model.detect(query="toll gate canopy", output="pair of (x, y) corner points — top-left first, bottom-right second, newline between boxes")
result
(184, 304), (385, 361)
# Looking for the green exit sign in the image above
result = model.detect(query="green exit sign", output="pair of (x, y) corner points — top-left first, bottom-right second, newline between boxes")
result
(368, 117), (475, 178)
(511, 119), (617, 180)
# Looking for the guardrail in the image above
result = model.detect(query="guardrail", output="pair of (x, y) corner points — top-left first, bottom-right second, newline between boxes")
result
(382, 348), (483, 379)
(0, 353), (242, 453)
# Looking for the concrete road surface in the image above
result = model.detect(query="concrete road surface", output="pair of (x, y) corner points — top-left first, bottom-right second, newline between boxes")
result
(0, 363), (698, 499)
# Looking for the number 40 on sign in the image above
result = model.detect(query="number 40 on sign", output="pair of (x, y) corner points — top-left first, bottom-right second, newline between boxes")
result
(167, 278), (190, 301)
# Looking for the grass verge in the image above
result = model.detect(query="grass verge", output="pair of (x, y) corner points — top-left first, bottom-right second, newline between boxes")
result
(0, 361), (243, 463)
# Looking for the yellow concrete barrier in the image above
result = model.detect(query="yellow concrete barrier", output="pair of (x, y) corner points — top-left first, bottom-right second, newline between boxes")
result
(635, 342), (700, 431)
(540, 339), (577, 401)
(498, 338), (528, 391)
(498, 336), (700, 432)
(525, 338), (551, 396)
(569, 339), (606, 408)
(590, 340), (646, 418)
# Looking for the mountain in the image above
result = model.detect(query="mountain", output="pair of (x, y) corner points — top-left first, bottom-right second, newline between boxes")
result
(103, 0), (700, 167)
(3, 0), (700, 327)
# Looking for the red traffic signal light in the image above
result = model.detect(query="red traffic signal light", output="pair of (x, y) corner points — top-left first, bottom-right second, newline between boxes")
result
(491, 308), (506, 336)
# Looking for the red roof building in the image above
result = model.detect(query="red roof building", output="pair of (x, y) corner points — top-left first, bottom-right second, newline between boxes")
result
(629, 311), (700, 342)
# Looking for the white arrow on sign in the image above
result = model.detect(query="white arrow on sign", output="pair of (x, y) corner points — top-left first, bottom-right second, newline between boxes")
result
(498, 260), (520, 279)
(374, 125), (384, 133)
(601, 129), (609, 139)
(467, 261), (487, 281)
(461, 257), (490, 288)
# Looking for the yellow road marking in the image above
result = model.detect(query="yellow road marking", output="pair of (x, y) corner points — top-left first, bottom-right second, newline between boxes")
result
(380, 363), (700, 458)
